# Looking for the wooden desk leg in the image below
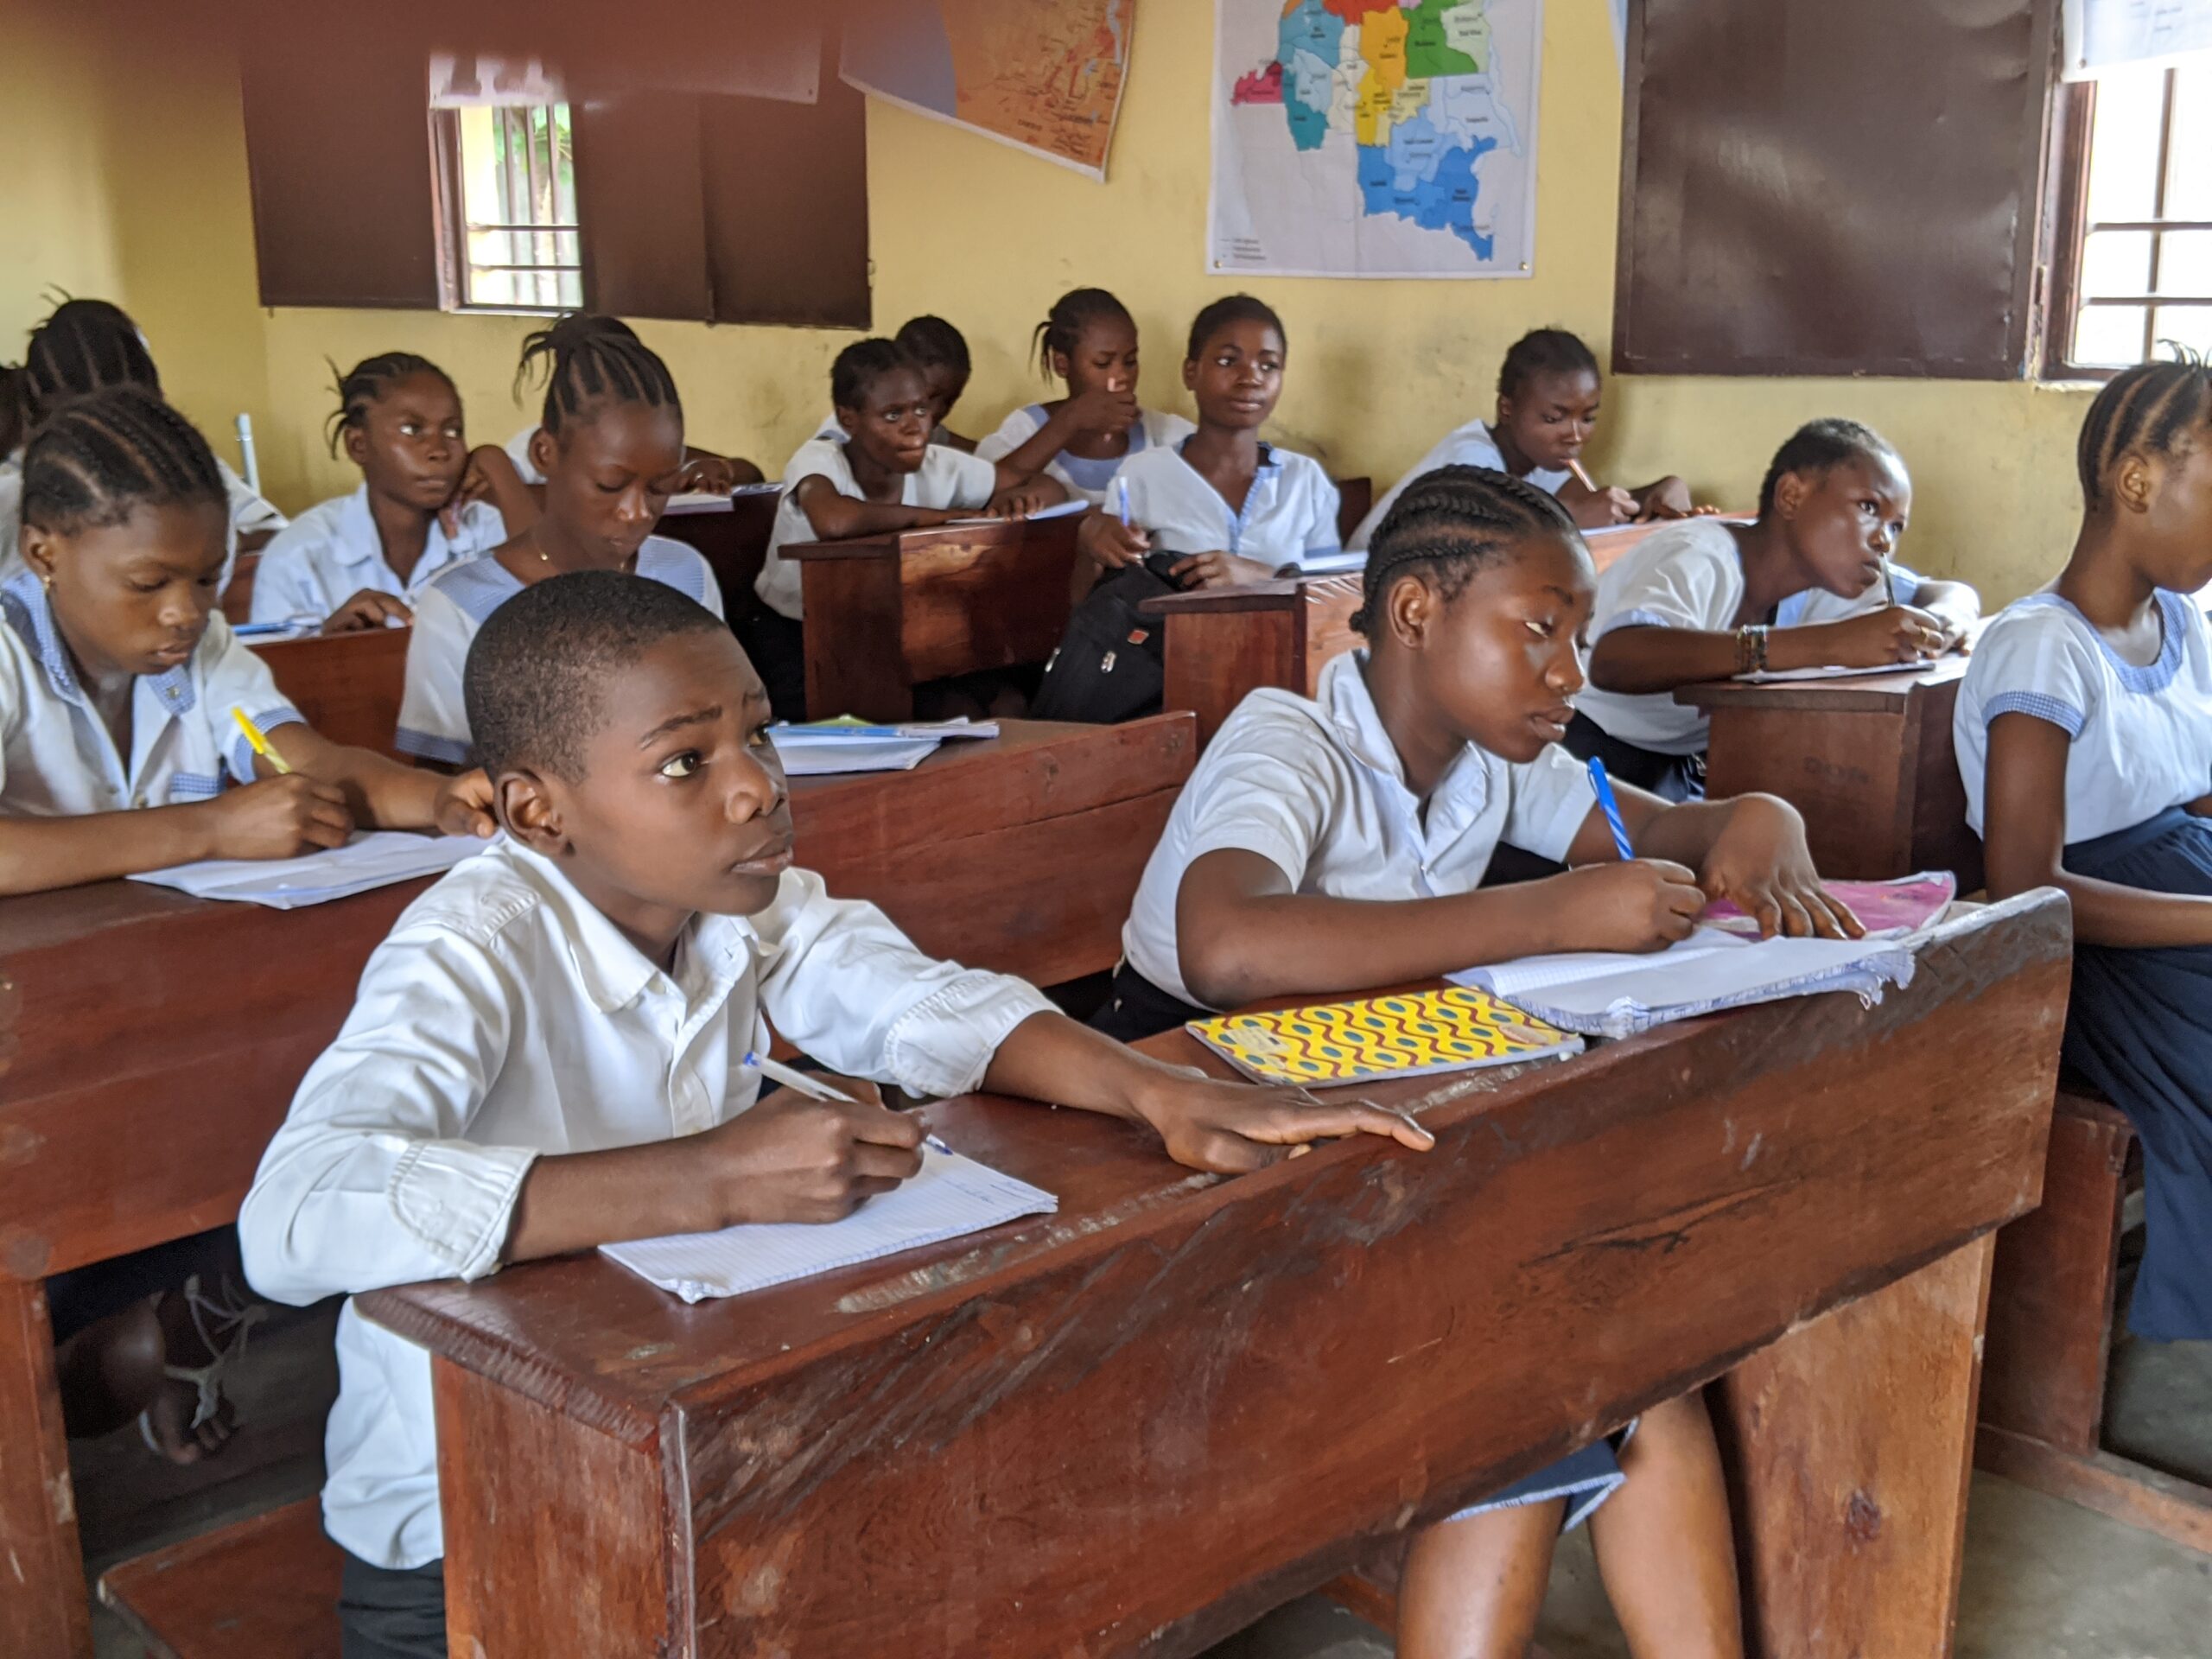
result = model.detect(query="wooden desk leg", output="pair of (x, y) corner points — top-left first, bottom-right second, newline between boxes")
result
(1715, 1234), (1994, 1659)
(0, 1276), (93, 1659)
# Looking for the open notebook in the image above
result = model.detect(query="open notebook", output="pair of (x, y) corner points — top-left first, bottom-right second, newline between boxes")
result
(130, 831), (488, 908)
(601, 1141), (1057, 1303)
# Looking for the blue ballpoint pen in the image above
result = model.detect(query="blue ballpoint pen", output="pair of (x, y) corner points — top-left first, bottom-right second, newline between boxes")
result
(1585, 756), (1637, 861)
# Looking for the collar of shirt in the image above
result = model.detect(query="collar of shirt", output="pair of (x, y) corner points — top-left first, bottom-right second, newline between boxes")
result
(1, 568), (200, 720)
(1318, 652), (1498, 858)
(503, 839), (757, 1020)
(332, 484), (465, 578)
(1171, 438), (1283, 554)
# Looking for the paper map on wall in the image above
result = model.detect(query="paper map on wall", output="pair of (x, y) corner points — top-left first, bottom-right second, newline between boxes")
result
(839, 0), (1135, 179)
(1210, 0), (1542, 279)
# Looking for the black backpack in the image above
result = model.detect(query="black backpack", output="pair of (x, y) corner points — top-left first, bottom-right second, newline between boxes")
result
(1030, 560), (1179, 724)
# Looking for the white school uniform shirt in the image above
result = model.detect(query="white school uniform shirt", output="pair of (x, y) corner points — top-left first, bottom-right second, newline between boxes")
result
(973, 404), (1197, 506)
(0, 569), (303, 817)
(1574, 518), (1925, 757)
(1955, 588), (2212, 842)
(247, 486), (506, 625)
(1116, 440), (1341, 572)
(1121, 650), (1598, 1007)
(395, 537), (721, 765)
(237, 837), (1054, 1571)
(1349, 421), (1572, 550)
(502, 424), (545, 486)
(756, 435), (996, 621)
(0, 451), (284, 593)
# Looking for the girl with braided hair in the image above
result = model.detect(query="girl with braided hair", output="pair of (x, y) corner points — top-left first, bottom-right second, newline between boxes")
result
(1, 297), (287, 588)
(1963, 350), (2212, 1342)
(1, 386), (496, 1460)
(1103, 463), (1858, 1656)
(974, 287), (1194, 505)
(397, 315), (725, 765)
(250, 353), (531, 632)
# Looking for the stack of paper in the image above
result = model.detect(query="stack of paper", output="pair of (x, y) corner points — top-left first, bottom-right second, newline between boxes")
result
(1452, 931), (1918, 1039)
(601, 1141), (1057, 1303)
(130, 831), (490, 909)
(231, 616), (322, 641)
(943, 497), (1091, 527)
(769, 717), (999, 776)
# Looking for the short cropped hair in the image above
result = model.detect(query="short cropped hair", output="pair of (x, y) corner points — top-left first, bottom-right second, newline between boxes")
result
(1757, 417), (1903, 517)
(465, 571), (730, 784)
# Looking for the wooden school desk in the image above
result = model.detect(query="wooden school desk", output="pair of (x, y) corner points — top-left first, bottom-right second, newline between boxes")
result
(0, 716), (1185, 1657)
(1145, 518), (1700, 748)
(354, 893), (2070, 1659)
(250, 626), (411, 760)
(1675, 658), (1980, 886)
(785, 515), (1084, 721)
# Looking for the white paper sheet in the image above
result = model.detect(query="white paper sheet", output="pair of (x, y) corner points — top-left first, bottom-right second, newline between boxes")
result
(601, 1142), (1057, 1303)
(130, 832), (490, 909)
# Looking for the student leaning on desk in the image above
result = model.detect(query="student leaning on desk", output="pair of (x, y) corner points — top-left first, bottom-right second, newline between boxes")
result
(238, 569), (1429, 1658)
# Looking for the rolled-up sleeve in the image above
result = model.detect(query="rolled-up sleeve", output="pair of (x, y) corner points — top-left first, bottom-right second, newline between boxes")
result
(754, 868), (1054, 1100)
(238, 924), (534, 1305)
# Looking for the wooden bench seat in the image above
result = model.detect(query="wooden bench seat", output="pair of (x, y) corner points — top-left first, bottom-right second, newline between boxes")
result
(1979, 1086), (2212, 1554)
(97, 1499), (340, 1659)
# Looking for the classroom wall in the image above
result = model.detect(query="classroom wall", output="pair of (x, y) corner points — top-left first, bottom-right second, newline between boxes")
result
(0, 1), (2094, 602)
(0, 6), (128, 353)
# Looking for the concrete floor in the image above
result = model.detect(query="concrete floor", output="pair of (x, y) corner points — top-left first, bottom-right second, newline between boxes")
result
(84, 1323), (2212, 1658)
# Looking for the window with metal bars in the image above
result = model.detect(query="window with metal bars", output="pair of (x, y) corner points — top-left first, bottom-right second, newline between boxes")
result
(434, 104), (583, 312)
(2045, 60), (2212, 376)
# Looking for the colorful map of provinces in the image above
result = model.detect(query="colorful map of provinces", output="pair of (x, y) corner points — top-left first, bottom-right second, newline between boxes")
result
(841, 0), (1135, 178)
(1242, 0), (1511, 257)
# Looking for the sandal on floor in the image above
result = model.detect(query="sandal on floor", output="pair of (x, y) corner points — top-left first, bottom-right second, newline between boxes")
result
(137, 1274), (269, 1456)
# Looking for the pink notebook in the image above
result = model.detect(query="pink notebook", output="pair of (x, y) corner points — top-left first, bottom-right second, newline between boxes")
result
(1701, 871), (1956, 939)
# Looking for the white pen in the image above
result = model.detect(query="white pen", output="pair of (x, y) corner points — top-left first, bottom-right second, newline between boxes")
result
(741, 1052), (950, 1154)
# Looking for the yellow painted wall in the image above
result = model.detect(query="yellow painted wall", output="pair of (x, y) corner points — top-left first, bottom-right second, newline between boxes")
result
(0, 5), (126, 357)
(2, 0), (2095, 601)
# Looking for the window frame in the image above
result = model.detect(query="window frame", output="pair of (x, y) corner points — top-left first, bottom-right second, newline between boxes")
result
(2040, 67), (2212, 381)
(429, 104), (588, 316)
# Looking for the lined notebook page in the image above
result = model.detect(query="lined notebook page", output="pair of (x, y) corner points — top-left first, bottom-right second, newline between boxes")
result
(601, 1144), (1058, 1304)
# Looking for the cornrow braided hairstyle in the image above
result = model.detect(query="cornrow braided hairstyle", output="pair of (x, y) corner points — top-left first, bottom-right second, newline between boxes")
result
(515, 313), (678, 438)
(326, 351), (454, 455)
(895, 315), (970, 379)
(1351, 463), (1581, 636)
(1186, 294), (1285, 361)
(1756, 417), (1902, 517)
(1497, 327), (1599, 398)
(19, 385), (226, 537)
(1033, 288), (1133, 378)
(22, 297), (160, 425)
(2076, 347), (2212, 512)
(831, 338), (916, 411)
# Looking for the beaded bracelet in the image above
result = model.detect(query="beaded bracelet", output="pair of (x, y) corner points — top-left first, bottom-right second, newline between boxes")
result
(1735, 624), (1770, 675)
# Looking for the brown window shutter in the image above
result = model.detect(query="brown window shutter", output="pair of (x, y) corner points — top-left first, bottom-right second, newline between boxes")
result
(1614, 0), (2060, 378)
(569, 92), (714, 322)
(238, 21), (440, 308)
(700, 49), (871, 329)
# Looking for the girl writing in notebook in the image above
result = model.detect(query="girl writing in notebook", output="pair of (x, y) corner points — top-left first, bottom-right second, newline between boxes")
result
(397, 315), (725, 766)
(1567, 417), (1980, 799)
(1077, 295), (1339, 590)
(975, 288), (1194, 505)
(1961, 353), (2212, 1346)
(1101, 464), (1866, 1659)
(1351, 327), (1696, 545)
(251, 353), (533, 633)
(0, 387), (493, 1463)
(2, 298), (287, 588)
(748, 338), (1064, 720)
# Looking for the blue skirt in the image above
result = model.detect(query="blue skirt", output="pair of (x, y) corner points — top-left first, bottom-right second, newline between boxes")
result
(2062, 807), (2212, 1340)
(1445, 1427), (1630, 1535)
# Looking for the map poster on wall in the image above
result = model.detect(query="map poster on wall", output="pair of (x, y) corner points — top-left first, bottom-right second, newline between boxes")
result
(1209, 0), (1542, 280)
(839, 0), (1136, 180)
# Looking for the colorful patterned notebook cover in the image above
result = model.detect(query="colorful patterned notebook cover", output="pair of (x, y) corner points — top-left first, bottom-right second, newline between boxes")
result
(1187, 987), (1585, 1087)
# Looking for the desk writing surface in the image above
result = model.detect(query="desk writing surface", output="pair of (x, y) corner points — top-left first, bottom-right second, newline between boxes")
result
(362, 893), (2069, 1659)
(1678, 657), (1979, 883)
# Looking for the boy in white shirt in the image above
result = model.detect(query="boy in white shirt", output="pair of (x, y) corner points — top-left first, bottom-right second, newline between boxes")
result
(747, 337), (1060, 719)
(1568, 418), (1980, 798)
(240, 570), (1427, 1657)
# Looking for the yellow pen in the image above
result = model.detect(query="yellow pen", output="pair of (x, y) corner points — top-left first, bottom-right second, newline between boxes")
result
(232, 707), (293, 776)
